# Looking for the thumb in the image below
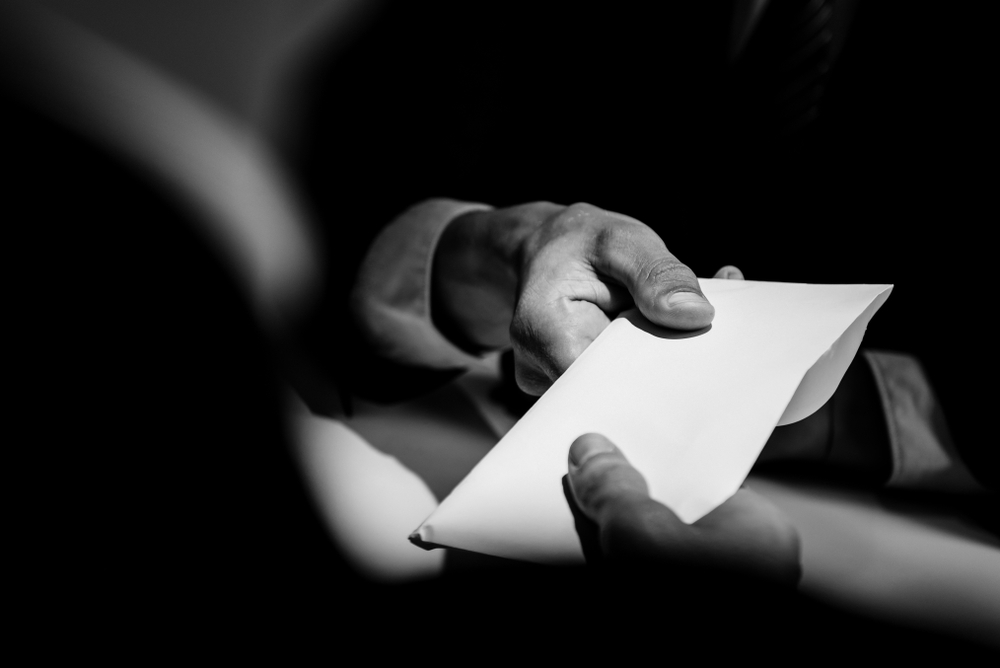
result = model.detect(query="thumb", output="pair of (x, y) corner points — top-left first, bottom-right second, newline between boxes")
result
(567, 434), (802, 584)
(567, 434), (691, 561)
(591, 222), (714, 330)
(568, 433), (651, 523)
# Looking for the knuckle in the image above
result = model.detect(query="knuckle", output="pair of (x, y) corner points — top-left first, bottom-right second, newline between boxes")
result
(636, 255), (696, 288)
(563, 202), (601, 218)
(517, 201), (564, 226)
(547, 202), (611, 237)
(529, 202), (647, 259)
(590, 217), (657, 254)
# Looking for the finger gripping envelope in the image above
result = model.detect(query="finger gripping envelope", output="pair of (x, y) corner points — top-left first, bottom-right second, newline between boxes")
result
(413, 280), (893, 564)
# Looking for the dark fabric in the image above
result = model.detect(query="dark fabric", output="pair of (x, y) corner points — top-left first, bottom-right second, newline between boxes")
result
(293, 0), (995, 490)
(4, 3), (993, 655)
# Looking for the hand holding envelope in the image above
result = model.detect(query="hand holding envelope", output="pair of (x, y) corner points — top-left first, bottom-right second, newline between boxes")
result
(566, 432), (802, 585)
(430, 201), (732, 394)
(415, 279), (893, 564)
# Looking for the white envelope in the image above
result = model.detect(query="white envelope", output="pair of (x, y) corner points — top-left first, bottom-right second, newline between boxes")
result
(413, 279), (893, 564)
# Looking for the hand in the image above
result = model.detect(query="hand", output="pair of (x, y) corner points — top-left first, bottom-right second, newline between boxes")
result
(433, 201), (742, 395)
(566, 433), (802, 586)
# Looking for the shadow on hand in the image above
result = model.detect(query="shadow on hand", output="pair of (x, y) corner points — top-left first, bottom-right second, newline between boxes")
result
(562, 474), (604, 565)
(492, 349), (538, 417)
(622, 308), (712, 339)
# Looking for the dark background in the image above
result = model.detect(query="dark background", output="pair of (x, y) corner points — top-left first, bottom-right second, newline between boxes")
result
(4, 0), (994, 654)
(293, 0), (995, 486)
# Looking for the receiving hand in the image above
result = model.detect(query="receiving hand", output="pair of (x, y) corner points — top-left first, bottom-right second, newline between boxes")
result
(566, 433), (802, 585)
(433, 201), (742, 395)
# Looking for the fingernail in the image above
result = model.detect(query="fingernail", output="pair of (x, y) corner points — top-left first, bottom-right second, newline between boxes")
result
(569, 434), (616, 471)
(664, 291), (709, 308)
(658, 292), (715, 326)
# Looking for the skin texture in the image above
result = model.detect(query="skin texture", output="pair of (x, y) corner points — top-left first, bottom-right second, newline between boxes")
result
(433, 203), (884, 577)
(433, 201), (736, 395)
(567, 433), (802, 586)
(434, 204), (885, 475)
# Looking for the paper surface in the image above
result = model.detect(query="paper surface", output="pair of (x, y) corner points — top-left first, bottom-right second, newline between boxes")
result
(414, 279), (892, 564)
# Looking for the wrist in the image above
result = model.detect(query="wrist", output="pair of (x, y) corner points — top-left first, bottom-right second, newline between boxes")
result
(431, 206), (541, 353)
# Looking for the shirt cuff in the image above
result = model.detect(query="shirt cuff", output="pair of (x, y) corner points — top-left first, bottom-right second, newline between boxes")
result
(350, 199), (494, 369)
(863, 350), (984, 492)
